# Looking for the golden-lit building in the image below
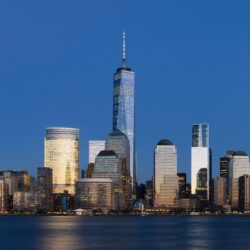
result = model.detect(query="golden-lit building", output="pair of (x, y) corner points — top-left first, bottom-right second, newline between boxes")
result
(154, 139), (179, 207)
(44, 127), (79, 194)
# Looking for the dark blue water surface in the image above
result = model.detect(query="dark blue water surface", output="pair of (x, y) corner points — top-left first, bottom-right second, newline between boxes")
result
(0, 216), (250, 249)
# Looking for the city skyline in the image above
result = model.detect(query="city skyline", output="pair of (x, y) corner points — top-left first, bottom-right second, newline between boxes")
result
(1, 1), (250, 183)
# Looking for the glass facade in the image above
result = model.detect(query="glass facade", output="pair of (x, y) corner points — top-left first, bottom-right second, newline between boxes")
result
(113, 34), (136, 188)
(192, 124), (209, 147)
(93, 150), (124, 208)
(154, 140), (179, 207)
(36, 167), (53, 211)
(229, 152), (250, 208)
(177, 173), (187, 198)
(44, 127), (79, 195)
(191, 123), (210, 199)
(76, 178), (113, 210)
(106, 130), (130, 176)
(88, 140), (105, 164)
(238, 175), (250, 211)
(106, 129), (132, 204)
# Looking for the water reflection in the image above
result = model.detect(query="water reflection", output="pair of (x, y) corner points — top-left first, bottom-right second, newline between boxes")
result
(1, 216), (250, 250)
(39, 217), (83, 250)
(185, 217), (212, 250)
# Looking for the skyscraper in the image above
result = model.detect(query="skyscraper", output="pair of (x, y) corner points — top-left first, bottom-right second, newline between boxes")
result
(92, 150), (124, 208)
(213, 176), (227, 207)
(153, 139), (179, 207)
(113, 33), (136, 189)
(36, 167), (53, 212)
(191, 123), (210, 199)
(177, 173), (187, 198)
(229, 151), (250, 209)
(44, 127), (79, 194)
(88, 140), (106, 164)
(106, 129), (132, 204)
(106, 129), (130, 176)
(238, 175), (250, 212)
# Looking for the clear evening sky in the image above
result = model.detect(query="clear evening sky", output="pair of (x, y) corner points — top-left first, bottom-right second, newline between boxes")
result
(1, 1), (250, 183)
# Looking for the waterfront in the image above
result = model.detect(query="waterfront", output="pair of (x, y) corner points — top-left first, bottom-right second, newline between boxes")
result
(0, 216), (250, 250)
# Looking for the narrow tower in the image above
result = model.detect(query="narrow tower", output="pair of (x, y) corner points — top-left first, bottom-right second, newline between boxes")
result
(112, 32), (136, 191)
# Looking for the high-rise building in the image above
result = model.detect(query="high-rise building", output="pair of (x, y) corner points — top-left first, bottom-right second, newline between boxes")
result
(213, 177), (227, 207)
(220, 151), (235, 202)
(76, 178), (113, 210)
(17, 171), (31, 192)
(0, 177), (8, 213)
(154, 139), (179, 207)
(238, 175), (250, 212)
(177, 173), (187, 198)
(36, 167), (53, 212)
(0, 171), (18, 195)
(44, 127), (79, 194)
(106, 129), (132, 204)
(112, 33), (136, 189)
(191, 123), (210, 199)
(92, 150), (124, 209)
(85, 163), (94, 178)
(229, 151), (250, 209)
(220, 157), (230, 179)
(106, 129), (130, 176)
(88, 140), (105, 164)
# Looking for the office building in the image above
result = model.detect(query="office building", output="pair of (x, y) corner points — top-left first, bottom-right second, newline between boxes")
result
(106, 129), (132, 204)
(229, 151), (250, 209)
(220, 151), (235, 202)
(76, 178), (113, 210)
(154, 139), (179, 207)
(191, 123), (210, 199)
(0, 171), (18, 195)
(213, 177), (227, 207)
(13, 192), (36, 212)
(52, 191), (75, 212)
(88, 140), (105, 164)
(93, 150), (124, 208)
(239, 175), (250, 212)
(113, 33), (136, 189)
(85, 163), (94, 178)
(106, 129), (130, 175)
(36, 167), (53, 212)
(0, 177), (8, 213)
(17, 171), (31, 192)
(177, 173), (187, 198)
(44, 127), (79, 194)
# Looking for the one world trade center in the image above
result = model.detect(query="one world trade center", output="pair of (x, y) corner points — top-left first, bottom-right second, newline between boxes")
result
(112, 32), (136, 190)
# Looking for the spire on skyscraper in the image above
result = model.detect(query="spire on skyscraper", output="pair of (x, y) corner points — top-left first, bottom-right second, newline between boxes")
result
(122, 32), (126, 67)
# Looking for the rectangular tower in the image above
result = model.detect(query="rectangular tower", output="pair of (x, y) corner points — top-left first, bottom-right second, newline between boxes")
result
(191, 123), (210, 199)
(154, 139), (179, 207)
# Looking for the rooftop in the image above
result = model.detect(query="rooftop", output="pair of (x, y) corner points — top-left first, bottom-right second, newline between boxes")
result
(157, 139), (174, 146)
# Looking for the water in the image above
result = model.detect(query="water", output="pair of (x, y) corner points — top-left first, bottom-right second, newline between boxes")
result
(0, 216), (249, 249)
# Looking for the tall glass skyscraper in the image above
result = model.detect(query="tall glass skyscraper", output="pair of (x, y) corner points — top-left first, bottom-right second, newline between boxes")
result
(113, 32), (136, 188)
(44, 127), (79, 194)
(191, 123), (210, 199)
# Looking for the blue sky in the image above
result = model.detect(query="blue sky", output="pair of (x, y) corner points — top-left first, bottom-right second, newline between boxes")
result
(1, 1), (250, 183)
